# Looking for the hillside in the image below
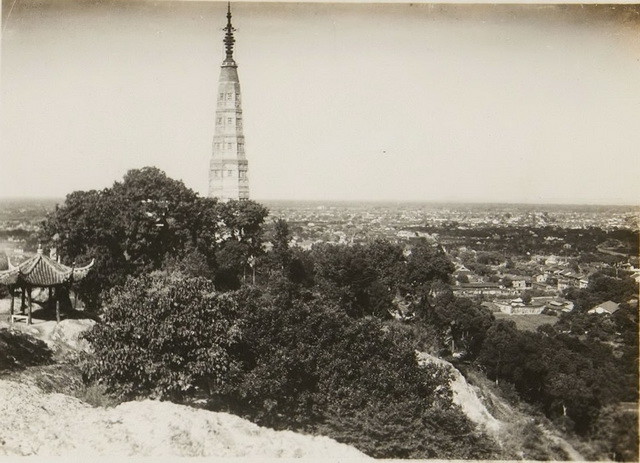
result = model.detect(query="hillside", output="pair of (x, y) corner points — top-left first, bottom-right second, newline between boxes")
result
(0, 378), (369, 458)
(418, 352), (586, 461)
(0, 320), (370, 458)
(0, 315), (589, 460)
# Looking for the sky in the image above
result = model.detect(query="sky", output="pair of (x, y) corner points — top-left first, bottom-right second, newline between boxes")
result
(1, 1), (639, 205)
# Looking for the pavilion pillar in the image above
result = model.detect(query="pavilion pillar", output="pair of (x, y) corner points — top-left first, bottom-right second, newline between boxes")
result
(55, 287), (61, 323)
(9, 286), (15, 317)
(20, 287), (26, 314)
(27, 286), (32, 325)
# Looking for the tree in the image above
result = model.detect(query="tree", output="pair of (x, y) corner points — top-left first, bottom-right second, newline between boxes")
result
(311, 243), (380, 317)
(586, 273), (637, 304)
(310, 241), (406, 318)
(425, 296), (494, 358)
(82, 272), (243, 402)
(215, 200), (268, 254)
(406, 240), (455, 287)
(476, 319), (522, 385)
(477, 317), (635, 436)
(271, 218), (292, 271)
(363, 239), (407, 289)
(40, 168), (220, 308)
(0, 252), (7, 298)
(40, 167), (268, 307)
(288, 247), (315, 287)
(214, 200), (269, 289)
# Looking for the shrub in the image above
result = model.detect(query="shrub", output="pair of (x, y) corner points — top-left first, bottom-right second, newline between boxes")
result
(227, 285), (499, 459)
(82, 272), (243, 402)
(0, 329), (53, 373)
(74, 383), (121, 408)
(589, 405), (639, 461)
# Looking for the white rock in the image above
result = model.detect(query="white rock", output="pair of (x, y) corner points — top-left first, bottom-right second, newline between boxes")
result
(0, 379), (370, 458)
(417, 352), (502, 435)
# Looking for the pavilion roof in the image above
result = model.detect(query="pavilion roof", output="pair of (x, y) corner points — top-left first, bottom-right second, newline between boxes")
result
(0, 252), (94, 287)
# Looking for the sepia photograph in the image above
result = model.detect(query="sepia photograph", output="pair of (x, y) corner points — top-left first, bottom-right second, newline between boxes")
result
(0, 0), (638, 459)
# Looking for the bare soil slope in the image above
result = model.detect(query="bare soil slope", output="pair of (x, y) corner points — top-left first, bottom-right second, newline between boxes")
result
(0, 378), (369, 458)
(417, 352), (585, 461)
(0, 319), (368, 458)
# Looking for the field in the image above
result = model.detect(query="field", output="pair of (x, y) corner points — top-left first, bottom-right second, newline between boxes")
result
(493, 313), (558, 332)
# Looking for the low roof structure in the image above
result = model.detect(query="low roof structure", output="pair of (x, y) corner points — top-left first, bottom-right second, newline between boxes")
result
(0, 248), (94, 325)
(0, 250), (93, 288)
(588, 300), (621, 315)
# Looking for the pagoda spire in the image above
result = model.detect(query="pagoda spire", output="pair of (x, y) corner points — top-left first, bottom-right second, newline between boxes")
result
(209, 1), (249, 202)
(223, 2), (236, 65)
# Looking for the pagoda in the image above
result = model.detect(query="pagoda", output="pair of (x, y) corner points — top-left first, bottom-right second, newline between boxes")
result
(0, 246), (94, 324)
(208, 2), (250, 201)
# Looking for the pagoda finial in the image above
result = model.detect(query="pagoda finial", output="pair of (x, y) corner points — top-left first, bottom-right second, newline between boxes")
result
(223, 2), (236, 64)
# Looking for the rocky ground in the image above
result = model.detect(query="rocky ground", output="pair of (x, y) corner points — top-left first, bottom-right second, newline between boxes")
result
(0, 313), (368, 458)
(0, 378), (369, 458)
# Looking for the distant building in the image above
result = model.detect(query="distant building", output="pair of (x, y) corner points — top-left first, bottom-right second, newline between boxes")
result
(452, 282), (510, 297)
(588, 300), (621, 315)
(511, 276), (532, 290)
(535, 273), (548, 283)
(396, 230), (417, 239)
(209, 4), (249, 201)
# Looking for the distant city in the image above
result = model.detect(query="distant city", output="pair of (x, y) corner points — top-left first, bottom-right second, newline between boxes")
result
(2, 199), (638, 320)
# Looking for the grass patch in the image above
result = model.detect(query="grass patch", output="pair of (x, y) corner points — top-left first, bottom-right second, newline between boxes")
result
(493, 312), (558, 332)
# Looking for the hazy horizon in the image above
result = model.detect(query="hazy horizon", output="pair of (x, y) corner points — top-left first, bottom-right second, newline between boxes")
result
(1, 195), (638, 210)
(2, 2), (639, 205)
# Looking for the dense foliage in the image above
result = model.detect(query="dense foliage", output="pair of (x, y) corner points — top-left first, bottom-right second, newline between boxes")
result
(589, 404), (640, 461)
(83, 272), (243, 402)
(82, 274), (499, 458)
(420, 287), (494, 357)
(477, 319), (634, 435)
(40, 167), (267, 309)
(563, 272), (638, 313)
(54, 169), (636, 460)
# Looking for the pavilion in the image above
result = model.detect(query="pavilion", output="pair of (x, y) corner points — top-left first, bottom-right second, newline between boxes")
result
(0, 246), (93, 324)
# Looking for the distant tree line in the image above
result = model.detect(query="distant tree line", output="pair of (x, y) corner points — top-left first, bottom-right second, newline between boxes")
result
(411, 224), (638, 258)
